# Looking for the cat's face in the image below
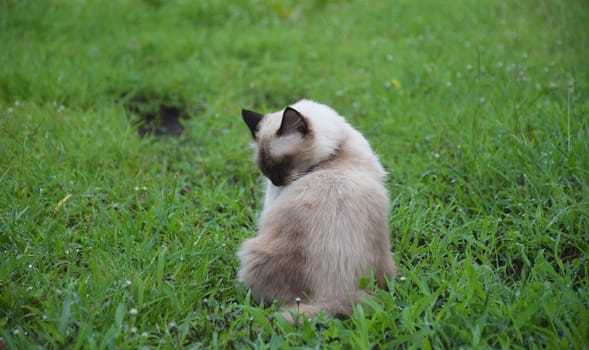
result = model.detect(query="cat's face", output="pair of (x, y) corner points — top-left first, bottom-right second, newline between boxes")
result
(242, 106), (312, 186)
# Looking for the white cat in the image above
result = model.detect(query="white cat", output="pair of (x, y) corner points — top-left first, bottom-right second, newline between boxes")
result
(237, 99), (397, 321)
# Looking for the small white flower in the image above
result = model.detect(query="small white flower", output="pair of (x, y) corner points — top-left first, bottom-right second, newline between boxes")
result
(399, 276), (406, 282)
(123, 280), (132, 288)
(129, 308), (138, 315)
(130, 326), (138, 334)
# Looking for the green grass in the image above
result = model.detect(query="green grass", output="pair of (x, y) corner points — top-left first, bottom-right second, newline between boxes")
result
(1, 0), (588, 348)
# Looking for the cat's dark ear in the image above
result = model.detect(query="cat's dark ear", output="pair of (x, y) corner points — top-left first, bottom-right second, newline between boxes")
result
(242, 109), (264, 138)
(278, 107), (308, 136)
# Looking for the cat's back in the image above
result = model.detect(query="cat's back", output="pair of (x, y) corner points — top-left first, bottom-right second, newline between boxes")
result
(295, 165), (386, 211)
(266, 164), (387, 236)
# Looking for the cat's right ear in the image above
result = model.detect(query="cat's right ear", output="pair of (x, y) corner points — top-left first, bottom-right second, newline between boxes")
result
(242, 109), (264, 138)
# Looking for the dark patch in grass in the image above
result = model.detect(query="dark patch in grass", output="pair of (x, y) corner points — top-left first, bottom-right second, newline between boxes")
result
(559, 241), (584, 264)
(120, 93), (202, 137)
(504, 257), (526, 281)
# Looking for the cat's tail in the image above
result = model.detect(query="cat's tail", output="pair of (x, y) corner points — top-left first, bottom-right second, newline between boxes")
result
(280, 291), (372, 324)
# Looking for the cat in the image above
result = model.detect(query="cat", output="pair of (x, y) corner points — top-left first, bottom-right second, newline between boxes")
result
(237, 99), (397, 322)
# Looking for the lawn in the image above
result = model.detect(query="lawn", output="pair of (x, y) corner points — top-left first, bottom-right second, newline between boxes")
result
(1, 0), (588, 348)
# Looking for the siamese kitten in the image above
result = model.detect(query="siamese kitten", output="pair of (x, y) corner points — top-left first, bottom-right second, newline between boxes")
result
(237, 99), (397, 321)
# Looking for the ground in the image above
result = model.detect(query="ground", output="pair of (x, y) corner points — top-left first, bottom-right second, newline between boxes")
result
(0, 0), (588, 348)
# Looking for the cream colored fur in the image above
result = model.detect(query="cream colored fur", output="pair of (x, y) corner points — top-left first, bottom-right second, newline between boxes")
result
(237, 99), (397, 322)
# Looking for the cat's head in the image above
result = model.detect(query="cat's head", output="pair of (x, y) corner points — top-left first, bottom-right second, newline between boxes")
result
(241, 100), (346, 186)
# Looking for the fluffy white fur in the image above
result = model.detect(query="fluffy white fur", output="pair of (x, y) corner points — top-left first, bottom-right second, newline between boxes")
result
(238, 99), (397, 322)
(268, 133), (304, 159)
